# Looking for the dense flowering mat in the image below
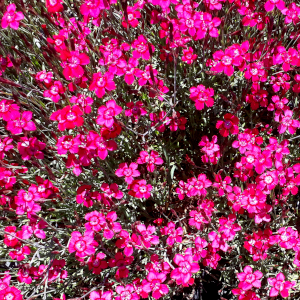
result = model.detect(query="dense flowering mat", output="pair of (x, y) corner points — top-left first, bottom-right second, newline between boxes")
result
(1, 0), (300, 299)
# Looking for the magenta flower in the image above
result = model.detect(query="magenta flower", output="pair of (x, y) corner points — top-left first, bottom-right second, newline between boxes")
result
(117, 58), (139, 85)
(116, 284), (139, 300)
(6, 111), (36, 135)
(171, 254), (200, 286)
(87, 131), (118, 160)
(84, 211), (106, 232)
(0, 137), (14, 160)
(115, 162), (140, 184)
(216, 113), (239, 137)
(57, 135), (80, 155)
(1, 4), (24, 30)
(137, 150), (164, 172)
(198, 135), (219, 156)
(264, 0), (286, 12)
(60, 50), (90, 80)
(0, 287), (23, 300)
(136, 224), (159, 248)
(15, 185), (41, 215)
(160, 222), (183, 246)
(68, 231), (98, 258)
(237, 266), (263, 291)
(122, 6), (141, 28)
(88, 253), (108, 275)
(135, 65), (158, 86)
(190, 85), (214, 110)
(50, 105), (84, 131)
(43, 81), (66, 103)
(17, 137), (46, 161)
(268, 273), (295, 298)
(89, 290), (112, 300)
(128, 179), (152, 199)
(0, 99), (20, 121)
(142, 272), (169, 299)
(275, 109), (300, 134)
(96, 99), (122, 128)
(89, 72), (116, 98)
(46, 0), (64, 13)
(9, 245), (31, 261)
(132, 35), (155, 60)
(189, 174), (212, 197)
(80, 0), (106, 18)
(125, 101), (147, 123)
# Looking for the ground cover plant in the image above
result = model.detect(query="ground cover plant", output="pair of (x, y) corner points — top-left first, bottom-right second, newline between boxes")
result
(1, 0), (300, 299)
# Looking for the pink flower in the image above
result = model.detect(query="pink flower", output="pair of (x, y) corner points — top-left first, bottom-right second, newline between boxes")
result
(116, 284), (139, 300)
(115, 162), (140, 184)
(0, 287), (23, 300)
(0, 137), (14, 160)
(80, 0), (106, 18)
(216, 113), (239, 137)
(117, 58), (139, 85)
(88, 253), (108, 275)
(203, 0), (225, 10)
(132, 35), (155, 60)
(264, 0), (286, 12)
(189, 174), (212, 197)
(60, 50), (90, 79)
(160, 222), (183, 246)
(89, 72), (116, 98)
(85, 211), (106, 232)
(1, 4), (24, 30)
(89, 290), (112, 300)
(190, 85), (214, 110)
(136, 150), (164, 172)
(128, 179), (152, 199)
(142, 272), (169, 299)
(135, 65), (157, 86)
(68, 231), (98, 258)
(46, 0), (64, 13)
(14, 185), (41, 215)
(171, 254), (200, 286)
(9, 246), (31, 261)
(43, 81), (66, 103)
(125, 101), (147, 123)
(136, 224), (159, 248)
(198, 135), (219, 156)
(6, 111), (36, 135)
(268, 273), (295, 298)
(4, 226), (20, 247)
(237, 266), (263, 291)
(17, 137), (46, 161)
(35, 71), (53, 86)
(50, 105), (84, 131)
(87, 131), (118, 160)
(275, 109), (300, 134)
(96, 99), (122, 128)
(0, 99), (20, 121)
(122, 6), (141, 28)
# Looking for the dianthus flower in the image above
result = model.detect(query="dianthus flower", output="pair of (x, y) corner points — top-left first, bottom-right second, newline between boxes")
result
(43, 81), (66, 103)
(171, 254), (200, 286)
(142, 272), (169, 299)
(216, 113), (239, 137)
(190, 85), (214, 110)
(136, 150), (164, 172)
(1, 4), (24, 30)
(268, 273), (295, 298)
(89, 72), (116, 98)
(115, 162), (140, 184)
(96, 99), (122, 128)
(68, 231), (98, 258)
(237, 266), (263, 291)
